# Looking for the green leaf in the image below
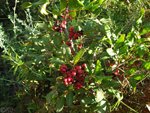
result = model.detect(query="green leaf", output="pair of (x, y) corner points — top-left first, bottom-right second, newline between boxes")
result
(53, 33), (61, 48)
(50, 57), (65, 64)
(18, 62), (24, 66)
(143, 62), (150, 69)
(99, 56), (110, 60)
(96, 75), (106, 82)
(56, 97), (64, 112)
(139, 27), (150, 36)
(46, 92), (53, 102)
(75, 88), (88, 94)
(35, 54), (46, 64)
(100, 81), (121, 88)
(96, 52), (109, 58)
(40, 2), (50, 15)
(85, 77), (89, 82)
(115, 34), (125, 49)
(83, 0), (90, 6)
(96, 99), (111, 113)
(129, 68), (136, 74)
(114, 27), (122, 36)
(90, 0), (102, 12)
(32, 0), (49, 6)
(104, 25), (112, 45)
(84, 30), (95, 36)
(21, 2), (32, 8)
(96, 89), (104, 102)
(142, 22), (150, 28)
(68, 0), (84, 9)
(94, 60), (101, 75)
(93, 7), (101, 16)
(130, 58), (140, 65)
(135, 8), (144, 27)
(62, 44), (71, 63)
(60, 0), (67, 11)
(84, 0), (96, 10)
(43, 37), (51, 50)
(69, 11), (76, 18)
(84, 22), (94, 36)
(13, 65), (18, 75)
(106, 48), (115, 56)
(68, 0), (76, 9)
(46, 90), (57, 103)
(147, 54), (150, 61)
(74, 48), (87, 65)
(85, 96), (95, 104)
(132, 74), (144, 80)
(77, 0), (84, 7)
(129, 78), (136, 88)
(66, 91), (73, 107)
(137, 44), (147, 58)
(66, 46), (71, 63)
(1, 55), (10, 59)
(106, 89), (121, 97)
(119, 45), (128, 55)
(52, 9), (60, 19)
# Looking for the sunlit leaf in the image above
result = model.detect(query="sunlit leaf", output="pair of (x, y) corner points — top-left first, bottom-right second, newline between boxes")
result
(106, 48), (115, 56)
(69, 11), (76, 18)
(94, 60), (101, 75)
(1, 55), (10, 59)
(104, 25), (112, 44)
(40, 2), (50, 15)
(96, 89), (104, 102)
(143, 62), (150, 69)
(74, 48), (87, 65)
(139, 27), (150, 36)
(52, 9), (60, 19)
(90, 0), (102, 12)
(84, 0), (96, 10)
(137, 44), (147, 58)
(132, 74), (144, 80)
(18, 62), (24, 66)
(21, 2), (32, 8)
(115, 34), (125, 49)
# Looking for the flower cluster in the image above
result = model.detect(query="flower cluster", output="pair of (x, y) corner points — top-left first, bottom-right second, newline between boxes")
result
(78, 43), (83, 50)
(53, 20), (67, 33)
(60, 64), (87, 90)
(53, 9), (74, 33)
(66, 41), (72, 47)
(69, 27), (83, 40)
(104, 63), (125, 78)
(113, 70), (125, 78)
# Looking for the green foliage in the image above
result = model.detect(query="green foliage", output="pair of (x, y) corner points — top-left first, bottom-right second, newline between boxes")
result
(0, 0), (150, 112)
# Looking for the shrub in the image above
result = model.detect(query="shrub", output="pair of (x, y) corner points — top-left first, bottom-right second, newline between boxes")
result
(1, 0), (150, 112)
